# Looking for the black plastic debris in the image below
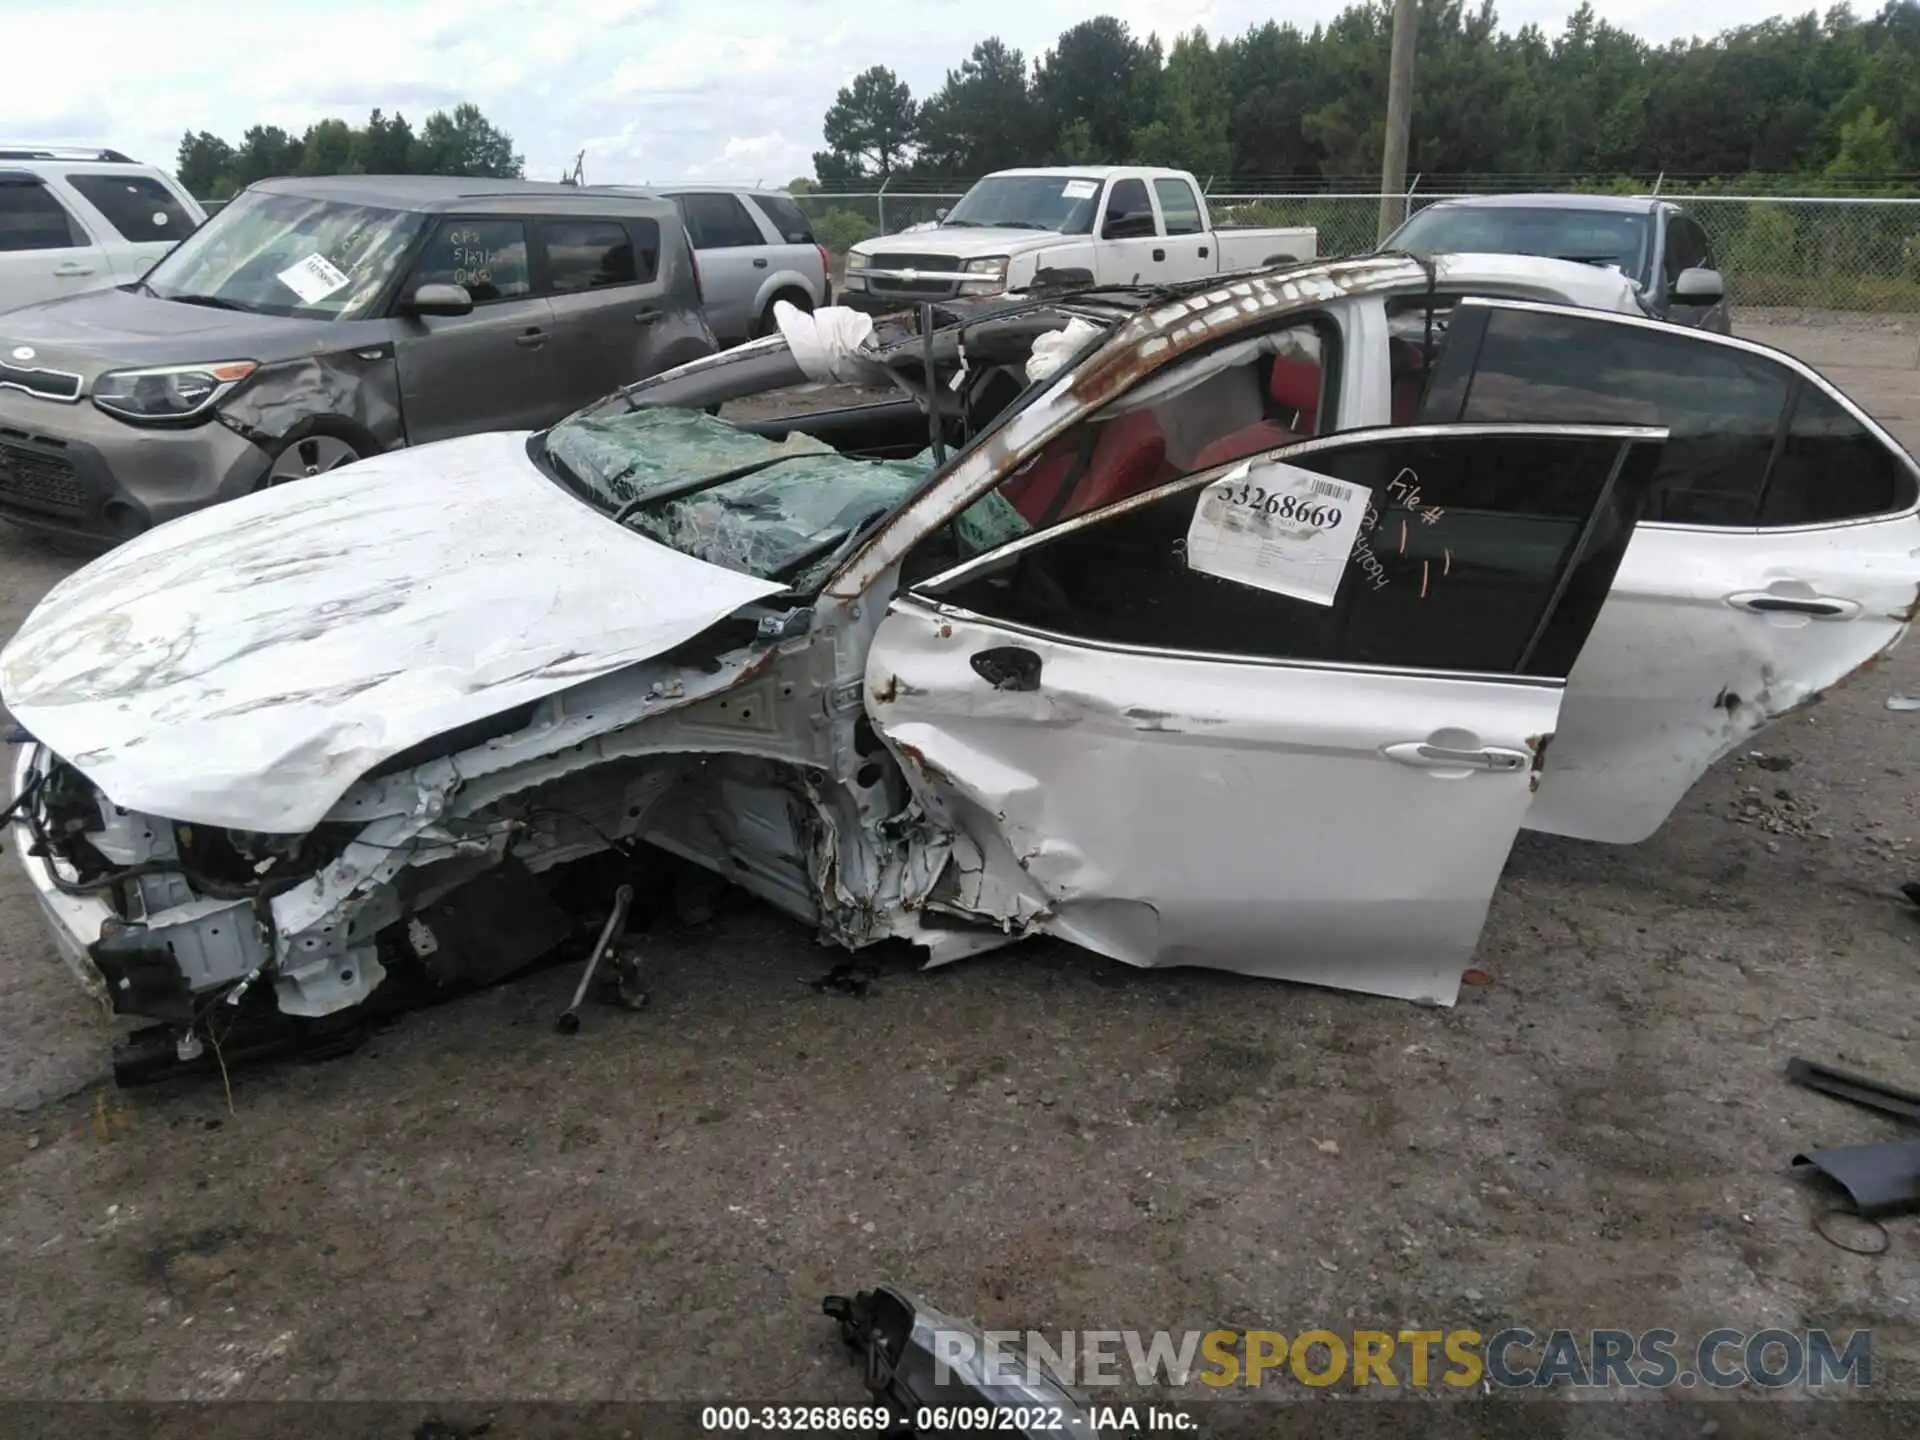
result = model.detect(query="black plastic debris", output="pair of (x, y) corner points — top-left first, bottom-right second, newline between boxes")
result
(824, 1284), (1096, 1438)
(1788, 1056), (1920, 1219)
(1793, 1140), (1920, 1221)
(809, 961), (882, 998)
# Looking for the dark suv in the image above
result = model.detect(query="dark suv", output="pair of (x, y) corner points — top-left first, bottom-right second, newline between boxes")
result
(0, 175), (716, 543)
(1381, 193), (1732, 333)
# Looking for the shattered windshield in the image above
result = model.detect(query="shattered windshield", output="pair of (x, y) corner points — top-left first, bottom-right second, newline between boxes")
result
(542, 408), (1029, 590)
(1389, 205), (1653, 288)
(943, 176), (1102, 233)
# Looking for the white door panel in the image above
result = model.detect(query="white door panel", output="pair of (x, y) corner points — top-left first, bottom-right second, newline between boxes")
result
(1532, 517), (1920, 841)
(869, 603), (1559, 1005)
(1093, 235), (1165, 286)
(862, 423), (1664, 1001)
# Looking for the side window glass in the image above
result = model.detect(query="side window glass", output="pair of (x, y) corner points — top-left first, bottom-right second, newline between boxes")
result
(681, 193), (763, 248)
(1690, 220), (1718, 270)
(0, 180), (87, 251)
(1761, 385), (1915, 524)
(666, 195), (706, 249)
(1663, 215), (1706, 284)
(927, 433), (1655, 680)
(1105, 178), (1152, 228)
(63, 173), (195, 243)
(995, 321), (1331, 535)
(1426, 306), (1789, 525)
(752, 194), (816, 244)
(1153, 179), (1204, 236)
(540, 218), (653, 292)
(407, 219), (530, 303)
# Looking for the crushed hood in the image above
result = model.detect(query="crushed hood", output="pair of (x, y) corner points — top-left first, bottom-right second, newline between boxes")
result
(0, 431), (783, 832)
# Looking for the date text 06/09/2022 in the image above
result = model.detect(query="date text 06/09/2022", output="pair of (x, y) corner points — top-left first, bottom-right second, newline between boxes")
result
(698, 1404), (1199, 1432)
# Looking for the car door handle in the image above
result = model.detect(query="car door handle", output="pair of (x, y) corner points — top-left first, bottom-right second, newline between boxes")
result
(970, 646), (1042, 692)
(53, 262), (95, 277)
(1152, 248), (1166, 262)
(633, 308), (662, 325)
(514, 328), (547, 348)
(753, 257), (769, 269)
(1726, 589), (1859, 619)
(1198, 246), (1209, 258)
(1384, 742), (1530, 773)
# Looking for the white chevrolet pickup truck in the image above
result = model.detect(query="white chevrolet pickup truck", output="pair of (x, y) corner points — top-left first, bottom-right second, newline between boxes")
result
(839, 165), (1317, 311)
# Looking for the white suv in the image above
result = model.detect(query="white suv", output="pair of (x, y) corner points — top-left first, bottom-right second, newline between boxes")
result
(0, 146), (206, 314)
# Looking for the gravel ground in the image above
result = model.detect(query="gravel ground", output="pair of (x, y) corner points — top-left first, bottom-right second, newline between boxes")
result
(0, 313), (1918, 1425)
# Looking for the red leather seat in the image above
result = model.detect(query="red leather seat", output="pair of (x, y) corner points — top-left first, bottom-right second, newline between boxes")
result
(1059, 410), (1168, 519)
(1268, 354), (1322, 433)
(1190, 419), (1299, 472)
(1001, 434), (1081, 523)
(1002, 411), (1170, 524)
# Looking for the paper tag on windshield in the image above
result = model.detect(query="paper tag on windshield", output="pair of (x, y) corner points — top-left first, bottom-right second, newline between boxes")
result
(276, 253), (350, 305)
(1061, 179), (1099, 200)
(1185, 460), (1367, 607)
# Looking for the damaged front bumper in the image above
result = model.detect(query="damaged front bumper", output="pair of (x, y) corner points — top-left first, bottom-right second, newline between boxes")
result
(11, 741), (278, 1019)
(11, 744), (116, 1002)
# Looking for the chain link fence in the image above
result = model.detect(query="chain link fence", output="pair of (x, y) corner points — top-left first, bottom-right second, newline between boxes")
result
(792, 186), (1920, 312)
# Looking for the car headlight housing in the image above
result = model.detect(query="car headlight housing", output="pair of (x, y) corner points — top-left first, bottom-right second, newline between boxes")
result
(846, 251), (872, 271)
(92, 361), (258, 424)
(960, 256), (1009, 295)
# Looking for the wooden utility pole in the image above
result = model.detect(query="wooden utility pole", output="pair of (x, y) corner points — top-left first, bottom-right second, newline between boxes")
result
(1378, 0), (1419, 244)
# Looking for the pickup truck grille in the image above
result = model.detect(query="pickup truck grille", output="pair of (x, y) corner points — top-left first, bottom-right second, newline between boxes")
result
(865, 253), (962, 299)
(0, 433), (86, 516)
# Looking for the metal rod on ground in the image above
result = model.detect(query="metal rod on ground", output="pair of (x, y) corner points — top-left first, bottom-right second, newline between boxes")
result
(1377, 0), (1419, 246)
(557, 883), (634, 1034)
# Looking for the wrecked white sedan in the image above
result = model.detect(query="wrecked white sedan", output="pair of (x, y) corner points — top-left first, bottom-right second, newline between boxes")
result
(5, 253), (1916, 1080)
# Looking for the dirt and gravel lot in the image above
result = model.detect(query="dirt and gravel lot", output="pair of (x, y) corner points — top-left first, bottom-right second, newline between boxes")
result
(1, 311), (1918, 1427)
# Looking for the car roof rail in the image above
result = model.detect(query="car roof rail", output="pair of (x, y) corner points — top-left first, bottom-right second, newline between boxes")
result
(0, 145), (138, 163)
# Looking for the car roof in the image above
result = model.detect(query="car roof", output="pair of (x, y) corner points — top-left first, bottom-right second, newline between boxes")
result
(1417, 192), (1664, 216)
(250, 174), (678, 215)
(642, 184), (795, 199)
(988, 166), (1189, 181)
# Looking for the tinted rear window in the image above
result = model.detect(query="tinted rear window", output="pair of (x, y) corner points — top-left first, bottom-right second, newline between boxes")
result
(65, 173), (195, 243)
(541, 217), (658, 291)
(1429, 306), (1790, 525)
(0, 179), (86, 251)
(752, 194), (815, 244)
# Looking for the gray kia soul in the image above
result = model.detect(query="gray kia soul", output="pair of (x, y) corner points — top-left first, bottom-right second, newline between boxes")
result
(0, 175), (717, 543)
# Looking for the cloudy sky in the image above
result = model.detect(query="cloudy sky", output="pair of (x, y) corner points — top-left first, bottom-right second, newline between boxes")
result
(5, 0), (1821, 187)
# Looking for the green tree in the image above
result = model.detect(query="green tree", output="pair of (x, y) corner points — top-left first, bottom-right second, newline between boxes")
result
(819, 66), (919, 178)
(175, 131), (235, 198)
(230, 125), (304, 189)
(1130, 29), (1231, 179)
(351, 109), (418, 174)
(297, 118), (358, 175)
(410, 103), (523, 178)
(1034, 17), (1155, 162)
(918, 39), (1044, 174)
(1829, 104), (1901, 175)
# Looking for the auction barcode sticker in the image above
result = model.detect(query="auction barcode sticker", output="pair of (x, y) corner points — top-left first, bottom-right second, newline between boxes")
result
(1185, 459), (1367, 607)
(276, 253), (351, 306)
